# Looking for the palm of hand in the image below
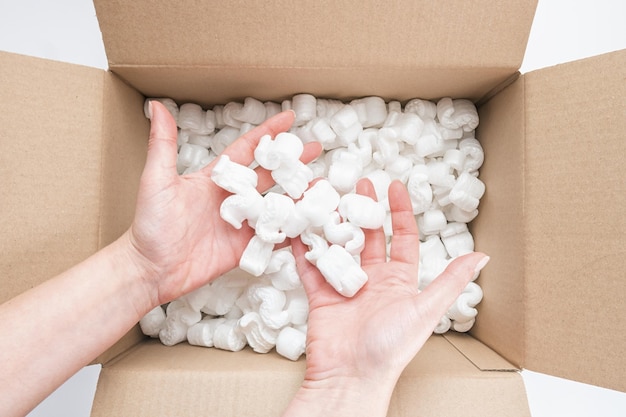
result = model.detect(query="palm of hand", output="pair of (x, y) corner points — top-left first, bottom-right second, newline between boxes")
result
(128, 102), (320, 305)
(293, 179), (486, 387)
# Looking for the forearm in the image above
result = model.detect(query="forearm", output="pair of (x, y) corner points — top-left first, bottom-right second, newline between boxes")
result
(0, 231), (154, 417)
(282, 375), (397, 417)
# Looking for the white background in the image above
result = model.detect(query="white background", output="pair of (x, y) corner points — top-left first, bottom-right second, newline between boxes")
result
(1, 0), (625, 416)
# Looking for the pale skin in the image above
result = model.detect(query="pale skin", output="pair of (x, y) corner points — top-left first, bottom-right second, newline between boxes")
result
(0, 102), (488, 417)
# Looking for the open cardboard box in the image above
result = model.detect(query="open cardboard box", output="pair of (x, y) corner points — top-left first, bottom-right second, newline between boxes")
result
(1, 0), (624, 415)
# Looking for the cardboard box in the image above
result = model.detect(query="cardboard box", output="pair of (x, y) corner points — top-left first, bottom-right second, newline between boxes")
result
(1, 0), (624, 415)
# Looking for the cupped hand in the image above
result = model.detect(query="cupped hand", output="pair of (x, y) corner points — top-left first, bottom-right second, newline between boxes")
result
(292, 178), (489, 389)
(127, 101), (321, 307)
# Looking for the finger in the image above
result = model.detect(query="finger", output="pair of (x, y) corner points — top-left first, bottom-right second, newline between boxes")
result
(256, 141), (323, 192)
(357, 178), (387, 266)
(418, 252), (489, 324)
(291, 237), (329, 296)
(214, 110), (296, 168)
(144, 101), (179, 180)
(388, 180), (420, 265)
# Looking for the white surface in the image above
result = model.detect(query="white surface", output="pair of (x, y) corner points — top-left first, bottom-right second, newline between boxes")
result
(1, 0), (625, 416)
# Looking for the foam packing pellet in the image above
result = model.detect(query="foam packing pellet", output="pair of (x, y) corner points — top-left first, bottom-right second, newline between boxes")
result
(141, 94), (488, 360)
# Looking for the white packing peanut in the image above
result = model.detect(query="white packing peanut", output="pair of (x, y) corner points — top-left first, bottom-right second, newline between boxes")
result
(255, 133), (303, 171)
(276, 326), (306, 361)
(426, 160), (455, 188)
(211, 154), (258, 194)
(316, 98), (344, 120)
(139, 305), (166, 338)
(316, 244), (368, 298)
(372, 127), (400, 167)
(144, 98), (179, 122)
(446, 281), (483, 323)
(444, 204), (479, 223)
(178, 103), (205, 132)
(213, 105), (225, 129)
(264, 101), (282, 119)
(187, 317), (226, 348)
(285, 287), (309, 326)
(255, 192), (295, 244)
(158, 300), (202, 346)
(338, 193), (386, 229)
(201, 272), (249, 316)
(247, 284), (290, 330)
(309, 118), (337, 147)
(265, 249), (301, 291)
(363, 169), (391, 202)
(327, 148), (363, 193)
(383, 111), (424, 145)
(404, 98), (437, 120)
(271, 161), (314, 199)
(451, 318), (475, 332)
(350, 96), (387, 128)
(449, 172), (486, 212)
(222, 102), (244, 128)
(238, 312), (279, 353)
(296, 179), (340, 227)
(180, 283), (213, 312)
(418, 209), (447, 235)
(178, 143), (209, 170)
(323, 211), (365, 256)
(233, 97), (266, 125)
(220, 188), (265, 230)
(213, 318), (247, 352)
(407, 169), (433, 214)
(440, 222), (475, 258)
(301, 228), (329, 264)
(292, 93), (317, 127)
(459, 137), (484, 172)
(436, 98), (479, 132)
(211, 126), (240, 155)
(433, 315), (452, 334)
(330, 104), (363, 147)
(239, 235), (275, 277)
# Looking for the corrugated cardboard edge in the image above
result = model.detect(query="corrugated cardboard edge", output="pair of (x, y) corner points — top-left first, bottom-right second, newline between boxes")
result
(522, 50), (626, 392)
(92, 71), (149, 365)
(471, 73), (527, 368)
(0, 51), (105, 302)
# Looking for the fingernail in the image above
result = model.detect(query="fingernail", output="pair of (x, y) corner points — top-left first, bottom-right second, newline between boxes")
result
(287, 109), (296, 118)
(474, 255), (490, 276)
(148, 100), (154, 119)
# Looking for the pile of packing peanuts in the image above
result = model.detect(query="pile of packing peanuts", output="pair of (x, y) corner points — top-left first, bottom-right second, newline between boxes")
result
(139, 94), (485, 360)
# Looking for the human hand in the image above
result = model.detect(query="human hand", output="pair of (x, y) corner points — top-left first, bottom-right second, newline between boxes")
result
(285, 178), (489, 416)
(126, 101), (321, 308)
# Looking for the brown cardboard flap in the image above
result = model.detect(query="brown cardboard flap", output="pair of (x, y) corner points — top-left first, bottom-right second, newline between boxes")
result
(93, 72), (150, 365)
(94, 0), (537, 102)
(109, 65), (517, 106)
(0, 51), (105, 303)
(523, 50), (626, 392)
(472, 75), (527, 368)
(93, 336), (529, 417)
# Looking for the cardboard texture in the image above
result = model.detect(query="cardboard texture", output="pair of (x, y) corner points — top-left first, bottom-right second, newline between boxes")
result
(94, 0), (536, 105)
(1, 0), (625, 415)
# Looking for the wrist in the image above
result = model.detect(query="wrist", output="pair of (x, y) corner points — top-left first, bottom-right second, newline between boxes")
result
(106, 230), (161, 317)
(284, 374), (397, 417)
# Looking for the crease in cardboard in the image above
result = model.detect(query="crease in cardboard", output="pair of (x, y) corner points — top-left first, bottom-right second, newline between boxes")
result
(475, 71), (522, 107)
(96, 70), (107, 251)
(443, 333), (520, 372)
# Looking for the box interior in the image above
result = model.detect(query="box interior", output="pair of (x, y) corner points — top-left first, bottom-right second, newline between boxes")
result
(2, 0), (625, 414)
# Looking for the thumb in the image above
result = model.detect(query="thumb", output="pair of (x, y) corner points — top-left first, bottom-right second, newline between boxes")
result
(418, 252), (489, 324)
(144, 100), (179, 179)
